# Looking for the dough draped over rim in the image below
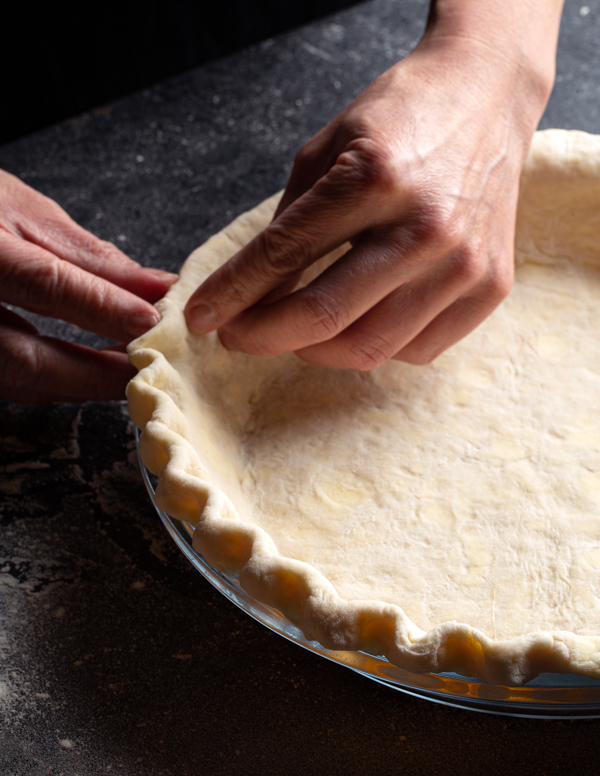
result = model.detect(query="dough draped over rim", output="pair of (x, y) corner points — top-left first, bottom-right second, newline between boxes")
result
(128, 130), (600, 685)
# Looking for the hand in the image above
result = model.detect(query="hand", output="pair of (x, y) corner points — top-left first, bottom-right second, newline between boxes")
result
(185, 0), (562, 369)
(0, 170), (177, 403)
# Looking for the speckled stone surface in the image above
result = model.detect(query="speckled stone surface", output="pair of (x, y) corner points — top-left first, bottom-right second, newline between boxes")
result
(2, 1), (600, 774)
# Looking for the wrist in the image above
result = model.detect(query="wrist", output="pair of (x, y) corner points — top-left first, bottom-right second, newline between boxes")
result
(421, 0), (563, 128)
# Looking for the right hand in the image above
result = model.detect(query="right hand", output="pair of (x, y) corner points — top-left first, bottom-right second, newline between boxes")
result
(0, 170), (177, 404)
(185, 0), (562, 370)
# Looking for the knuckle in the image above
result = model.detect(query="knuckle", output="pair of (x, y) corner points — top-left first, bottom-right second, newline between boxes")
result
(334, 137), (399, 198)
(11, 257), (62, 311)
(347, 331), (395, 371)
(80, 276), (110, 317)
(297, 289), (350, 340)
(19, 253), (107, 323)
(294, 138), (321, 168)
(451, 244), (486, 287)
(66, 232), (120, 275)
(217, 259), (259, 309)
(80, 236), (120, 273)
(486, 261), (514, 304)
(93, 237), (117, 261)
(418, 204), (466, 252)
(399, 187), (480, 260)
(251, 223), (312, 279)
(1, 334), (44, 392)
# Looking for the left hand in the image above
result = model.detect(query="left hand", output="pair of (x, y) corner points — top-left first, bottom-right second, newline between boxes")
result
(0, 170), (177, 403)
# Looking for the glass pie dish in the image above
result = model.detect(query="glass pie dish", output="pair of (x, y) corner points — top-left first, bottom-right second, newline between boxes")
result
(136, 433), (600, 720)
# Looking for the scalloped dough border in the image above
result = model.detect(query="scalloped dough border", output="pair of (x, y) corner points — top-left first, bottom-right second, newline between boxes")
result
(127, 130), (600, 686)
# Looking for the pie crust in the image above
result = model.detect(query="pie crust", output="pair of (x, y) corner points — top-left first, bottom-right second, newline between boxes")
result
(127, 129), (600, 686)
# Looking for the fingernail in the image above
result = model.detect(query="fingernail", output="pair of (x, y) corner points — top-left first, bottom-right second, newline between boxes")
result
(186, 301), (218, 333)
(218, 330), (239, 352)
(128, 312), (160, 337)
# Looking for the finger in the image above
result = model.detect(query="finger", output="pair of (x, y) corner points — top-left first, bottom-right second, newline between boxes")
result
(0, 231), (161, 342)
(255, 273), (304, 307)
(217, 231), (438, 356)
(185, 142), (403, 334)
(18, 217), (177, 303)
(273, 123), (341, 219)
(0, 311), (135, 404)
(259, 125), (360, 306)
(393, 269), (513, 365)
(293, 251), (492, 370)
(0, 302), (40, 336)
(100, 342), (128, 353)
(1, 171), (177, 302)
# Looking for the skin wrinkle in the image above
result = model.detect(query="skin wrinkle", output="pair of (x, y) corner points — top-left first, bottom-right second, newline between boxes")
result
(0, 239), (61, 311)
(21, 217), (58, 251)
(345, 329), (397, 371)
(298, 286), (352, 343)
(1, 232), (159, 343)
(4, 329), (46, 394)
(19, 215), (128, 280)
(255, 221), (320, 279)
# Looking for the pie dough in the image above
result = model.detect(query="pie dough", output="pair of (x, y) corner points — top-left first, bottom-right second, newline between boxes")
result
(127, 129), (600, 686)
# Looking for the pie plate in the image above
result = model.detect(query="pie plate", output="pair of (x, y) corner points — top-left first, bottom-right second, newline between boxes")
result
(136, 430), (600, 719)
(129, 130), (600, 716)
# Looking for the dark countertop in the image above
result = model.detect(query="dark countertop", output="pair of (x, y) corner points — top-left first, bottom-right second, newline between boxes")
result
(1, 1), (600, 773)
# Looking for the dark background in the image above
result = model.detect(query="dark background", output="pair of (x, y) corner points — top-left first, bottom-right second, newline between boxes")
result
(2, 0), (600, 773)
(2, 0), (360, 144)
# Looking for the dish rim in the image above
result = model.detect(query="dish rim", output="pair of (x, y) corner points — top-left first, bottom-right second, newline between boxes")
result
(136, 430), (600, 719)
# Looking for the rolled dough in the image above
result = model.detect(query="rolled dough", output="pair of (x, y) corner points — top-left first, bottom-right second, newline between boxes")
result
(127, 129), (600, 685)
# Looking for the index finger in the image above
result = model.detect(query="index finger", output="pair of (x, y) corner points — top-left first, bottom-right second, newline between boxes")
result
(0, 230), (160, 343)
(184, 144), (397, 334)
(1, 170), (177, 302)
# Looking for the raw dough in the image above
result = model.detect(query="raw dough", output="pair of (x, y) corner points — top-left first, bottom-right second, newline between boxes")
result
(127, 129), (600, 685)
